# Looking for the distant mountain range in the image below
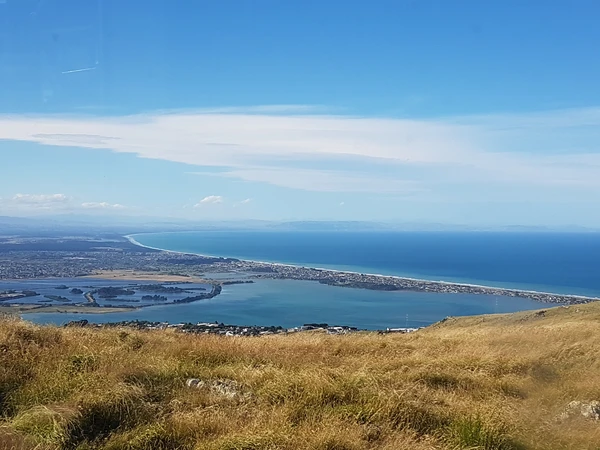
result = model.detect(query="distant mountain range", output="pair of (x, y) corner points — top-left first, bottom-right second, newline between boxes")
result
(0, 215), (597, 236)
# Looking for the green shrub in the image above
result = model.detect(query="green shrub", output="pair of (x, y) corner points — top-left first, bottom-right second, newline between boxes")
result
(446, 416), (523, 450)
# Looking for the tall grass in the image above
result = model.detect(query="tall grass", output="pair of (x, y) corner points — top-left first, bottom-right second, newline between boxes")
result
(1, 303), (600, 449)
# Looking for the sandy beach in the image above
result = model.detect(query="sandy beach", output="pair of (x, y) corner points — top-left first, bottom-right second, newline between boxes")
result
(84, 270), (212, 284)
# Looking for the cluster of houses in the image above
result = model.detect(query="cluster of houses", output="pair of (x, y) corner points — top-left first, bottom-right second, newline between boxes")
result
(65, 319), (421, 336)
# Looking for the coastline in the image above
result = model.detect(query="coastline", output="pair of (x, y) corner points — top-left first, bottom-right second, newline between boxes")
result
(126, 234), (600, 303)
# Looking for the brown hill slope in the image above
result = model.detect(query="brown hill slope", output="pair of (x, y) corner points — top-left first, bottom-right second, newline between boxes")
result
(1, 303), (599, 449)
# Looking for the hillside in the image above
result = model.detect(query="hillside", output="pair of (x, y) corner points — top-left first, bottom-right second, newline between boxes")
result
(1, 304), (599, 450)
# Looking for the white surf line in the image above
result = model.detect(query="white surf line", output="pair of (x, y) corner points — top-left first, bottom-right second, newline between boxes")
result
(124, 234), (600, 301)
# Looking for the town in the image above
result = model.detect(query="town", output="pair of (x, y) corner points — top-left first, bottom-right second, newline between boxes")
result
(64, 319), (412, 336)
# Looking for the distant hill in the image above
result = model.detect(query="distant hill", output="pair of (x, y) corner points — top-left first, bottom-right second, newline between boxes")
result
(1, 303), (599, 449)
(0, 215), (597, 236)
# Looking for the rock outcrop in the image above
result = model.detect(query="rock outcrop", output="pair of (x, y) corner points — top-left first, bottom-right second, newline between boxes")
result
(558, 401), (600, 421)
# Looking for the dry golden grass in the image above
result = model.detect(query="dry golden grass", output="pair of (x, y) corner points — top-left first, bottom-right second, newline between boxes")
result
(1, 303), (600, 449)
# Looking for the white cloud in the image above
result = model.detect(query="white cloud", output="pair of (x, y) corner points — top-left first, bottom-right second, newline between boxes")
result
(194, 195), (224, 207)
(81, 202), (126, 210)
(5, 193), (71, 211)
(0, 194), (127, 214)
(233, 198), (253, 208)
(13, 193), (69, 205)
(0, 106), (599, 195)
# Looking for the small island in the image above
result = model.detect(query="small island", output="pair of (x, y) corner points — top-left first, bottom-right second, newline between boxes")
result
(96, 287), (136, 299)
(136, 284), (191, 293)
(0, 290), (39, 301)
(44, 295), (70, 302)
(141, 294), (168, 301)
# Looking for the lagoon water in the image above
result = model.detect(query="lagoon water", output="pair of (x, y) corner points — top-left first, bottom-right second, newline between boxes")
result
(24, 278), (545, 330)
(0, 278), (212, 307)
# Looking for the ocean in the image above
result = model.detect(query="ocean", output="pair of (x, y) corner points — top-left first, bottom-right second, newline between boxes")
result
(132, 231), (600, 297)
(21, 231), (600, 329)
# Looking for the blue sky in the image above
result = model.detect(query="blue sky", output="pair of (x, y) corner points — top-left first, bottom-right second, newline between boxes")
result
(0, 0), (599, 226)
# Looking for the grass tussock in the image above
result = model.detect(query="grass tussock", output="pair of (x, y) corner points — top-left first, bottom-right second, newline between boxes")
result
(1, 304), (600, 449)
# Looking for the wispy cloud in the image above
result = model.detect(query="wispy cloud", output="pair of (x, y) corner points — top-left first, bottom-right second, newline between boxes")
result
(12, 193), (70, 205)
(194, 195), (224, 207)
(5, 193), (72, 212)
(233, 198), (253, 208)
(1, 106), (599, 195)
(0, 194), (127, 214)
(81, 202), (126, 210)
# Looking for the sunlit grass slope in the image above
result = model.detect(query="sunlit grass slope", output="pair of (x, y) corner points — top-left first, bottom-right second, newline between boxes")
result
(1, 303), (600, 450)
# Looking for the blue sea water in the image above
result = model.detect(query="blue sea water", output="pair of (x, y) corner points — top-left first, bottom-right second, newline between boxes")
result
(18, 231), (599, 329)
(133, 231), (600, 297)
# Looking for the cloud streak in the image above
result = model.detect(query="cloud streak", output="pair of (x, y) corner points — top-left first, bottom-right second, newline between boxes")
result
(81, 202), (126, 210)
(12, 194), (69, 205)
(1, 106), (599, 195)
(0, 194), (127, 214)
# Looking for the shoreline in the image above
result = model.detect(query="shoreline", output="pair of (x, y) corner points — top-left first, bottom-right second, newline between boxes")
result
(125, 234), (600, 303)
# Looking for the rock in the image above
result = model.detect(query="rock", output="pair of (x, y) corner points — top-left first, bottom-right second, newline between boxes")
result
(186, 378), (202, 388)
(559, 401), (600, 421)
(185, 378), (248, 399)
(210, 379), (242, 398)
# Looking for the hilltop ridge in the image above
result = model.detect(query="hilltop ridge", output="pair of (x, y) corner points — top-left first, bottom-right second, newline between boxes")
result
(1, 303), (599, 449)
